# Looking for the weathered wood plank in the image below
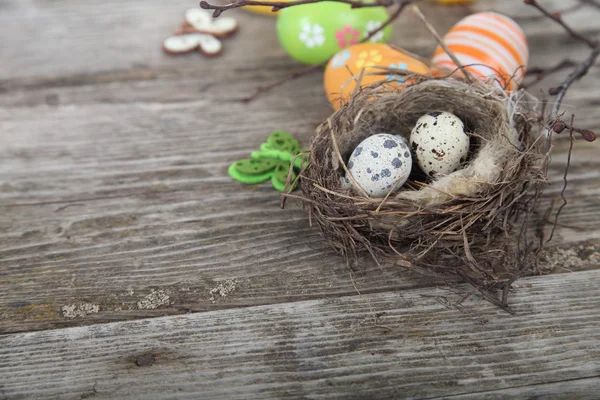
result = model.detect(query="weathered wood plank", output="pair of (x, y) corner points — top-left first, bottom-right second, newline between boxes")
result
(1, 270), (599, 399)
(1, 0), (599, 334)
(0, 94), (440, 334)
(442, 377), (600, 399)
(0, 0), (597, 82)
(1, 0), (600, 333)
(1, 93), (598, 333)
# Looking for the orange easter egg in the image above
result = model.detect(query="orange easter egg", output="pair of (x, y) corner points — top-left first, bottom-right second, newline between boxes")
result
(432, 12), (528, 90)
(324, 43), (430, 111)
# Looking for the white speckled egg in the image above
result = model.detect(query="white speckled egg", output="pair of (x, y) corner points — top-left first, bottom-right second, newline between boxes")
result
(410, 111), (470, 177)
(347, 133), (412, 197)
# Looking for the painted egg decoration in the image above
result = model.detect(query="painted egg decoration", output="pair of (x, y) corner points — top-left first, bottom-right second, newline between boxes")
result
(347, 133), (413, 197)
(432, 12), (528, 90)
(324, 44), (430, 110)
(410, 111), (470, 177)
(277, 2), (392, 65)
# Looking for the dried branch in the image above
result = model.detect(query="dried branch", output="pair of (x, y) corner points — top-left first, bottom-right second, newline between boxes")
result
(547, 115), (575, 243)
(462, 2), (586, 22)
(237, 0), (416, 102)
(580, 0), (600, 12)
(520, 59), (578, 89)
(240, 63), (323, 102)
(365, 1), (414, 42)
(200, 0), (395, 17)
(215, 0), (600, 111)
(550, 118), (596, 142)
(524, 0), (596, 47)
(549, 48), (600, 118)
(523, 0), (600, 119)
(411, 5), (475, 83)
(518, 2), (585, 21)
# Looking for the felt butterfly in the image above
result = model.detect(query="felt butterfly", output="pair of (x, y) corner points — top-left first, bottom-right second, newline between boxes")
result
(229, 131), (308, 192)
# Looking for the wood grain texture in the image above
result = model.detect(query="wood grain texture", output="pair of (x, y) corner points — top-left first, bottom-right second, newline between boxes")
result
(0, 93), (596, 333)
(443, 377), (600, 399)
(1, 0), (600, 334)
(0, 0), (596, 80)
(1, 270), (599, 399)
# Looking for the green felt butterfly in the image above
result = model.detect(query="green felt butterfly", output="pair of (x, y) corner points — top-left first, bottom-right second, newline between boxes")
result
(228, 131), (308, 192)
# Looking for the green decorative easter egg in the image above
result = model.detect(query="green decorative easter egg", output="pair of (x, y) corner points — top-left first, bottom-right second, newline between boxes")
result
(276, 2), (392, 65)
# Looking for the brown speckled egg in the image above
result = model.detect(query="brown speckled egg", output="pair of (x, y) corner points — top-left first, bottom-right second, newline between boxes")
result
(410, 111), (470, 177)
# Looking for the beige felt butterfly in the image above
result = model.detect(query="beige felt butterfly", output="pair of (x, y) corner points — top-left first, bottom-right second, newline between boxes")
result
(162, 33), (223, 57)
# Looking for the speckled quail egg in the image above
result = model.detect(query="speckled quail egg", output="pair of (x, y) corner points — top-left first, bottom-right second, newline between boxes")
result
(410, 111), (470, 177)
(346, 133), (412, 197)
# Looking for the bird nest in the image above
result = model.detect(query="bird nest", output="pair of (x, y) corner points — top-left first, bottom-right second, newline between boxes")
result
(295, 77), (551, 308)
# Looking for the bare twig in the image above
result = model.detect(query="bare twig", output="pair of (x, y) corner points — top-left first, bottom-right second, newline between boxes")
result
(501, 276), (518, 308)
(240, 63), (324, 102)
(551, 118), (597, 142)
(364, 1), (414, 42)
(549, 48), (600, 117)
(200, 0), (395, 17)
(524, 0), (597, 47)
(236, 0), (416, 102)
(523, 0), (600, 118)
(461, 1), (589, 22)
(581, 0), (600, 10)
(547, 115), (575, 243)
(520, 2), (585, 21)
(411, 5), (475, 83)
(349, 271), (393, 332)
(520, 59), (578, 89)
(457, 271), (514, 314)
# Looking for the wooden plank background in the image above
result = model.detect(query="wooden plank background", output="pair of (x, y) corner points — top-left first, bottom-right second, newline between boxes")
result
(0, 0), (599, 397)
(1, 271), (599, 399)
(1, 0), (598, 335)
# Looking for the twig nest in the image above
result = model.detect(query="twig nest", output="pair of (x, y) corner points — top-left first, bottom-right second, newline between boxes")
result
(298, 77), (550, 307)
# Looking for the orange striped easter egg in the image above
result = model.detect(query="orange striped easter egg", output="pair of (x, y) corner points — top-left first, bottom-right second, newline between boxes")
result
(432, 12), (528, 91)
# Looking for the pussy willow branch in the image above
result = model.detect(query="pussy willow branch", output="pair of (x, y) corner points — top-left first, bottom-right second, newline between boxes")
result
(238, 0), (417, 102)
(200, 0), (395, 17)
(524, 0), (599, 122)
